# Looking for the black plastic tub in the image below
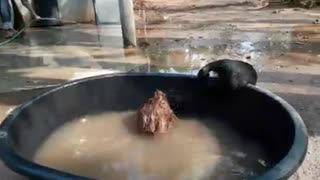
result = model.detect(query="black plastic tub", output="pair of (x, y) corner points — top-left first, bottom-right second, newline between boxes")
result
(0, 73), (308, 180)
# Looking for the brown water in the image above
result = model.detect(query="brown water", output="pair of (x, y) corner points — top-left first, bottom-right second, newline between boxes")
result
(34, 111), (270, 180)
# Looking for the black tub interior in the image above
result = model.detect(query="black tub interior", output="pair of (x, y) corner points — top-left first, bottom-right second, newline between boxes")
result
(7, 75), (295, 175)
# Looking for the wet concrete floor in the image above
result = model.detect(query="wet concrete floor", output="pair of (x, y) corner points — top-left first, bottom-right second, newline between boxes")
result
(0, 0), (319, 179)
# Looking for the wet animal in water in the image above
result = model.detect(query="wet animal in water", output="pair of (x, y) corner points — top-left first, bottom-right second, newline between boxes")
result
(198, 59), (258, 91)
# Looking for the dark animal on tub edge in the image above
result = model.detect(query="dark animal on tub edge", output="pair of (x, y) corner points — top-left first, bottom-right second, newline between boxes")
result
(285, 0), (319, 8)
(198, 59), (258, 92)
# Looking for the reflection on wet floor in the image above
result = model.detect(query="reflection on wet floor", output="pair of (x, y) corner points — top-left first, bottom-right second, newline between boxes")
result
(0, 3), (319, 111)
(0, 2), (318, 93)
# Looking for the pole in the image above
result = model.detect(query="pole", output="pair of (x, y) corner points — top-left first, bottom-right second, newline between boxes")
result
(118, 0), (137, 48)
(92, 0), (99, 25)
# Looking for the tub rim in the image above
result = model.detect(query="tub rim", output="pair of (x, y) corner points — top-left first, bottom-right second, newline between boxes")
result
(0, 73), (308, 180)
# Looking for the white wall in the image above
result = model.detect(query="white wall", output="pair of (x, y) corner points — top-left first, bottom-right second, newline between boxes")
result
(58, 0), (95, 23)
(94, 0), (120, 24)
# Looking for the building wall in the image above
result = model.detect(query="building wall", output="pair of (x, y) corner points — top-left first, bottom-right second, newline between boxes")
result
(93, 0), (120, 24)
(58, 0), (96, 23)
(0, 0), (121, 27)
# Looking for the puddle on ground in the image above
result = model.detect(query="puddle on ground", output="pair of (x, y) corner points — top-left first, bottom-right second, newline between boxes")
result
(0, 1), (319, 91)
(133, 2), (320, 73)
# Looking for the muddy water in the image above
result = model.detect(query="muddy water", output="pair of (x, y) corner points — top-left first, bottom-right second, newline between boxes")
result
(34, 111), (269, 180)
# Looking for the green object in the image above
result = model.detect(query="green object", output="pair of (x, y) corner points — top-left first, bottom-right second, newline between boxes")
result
(0, 18), (76, 47)
(0, 19), (36, 47)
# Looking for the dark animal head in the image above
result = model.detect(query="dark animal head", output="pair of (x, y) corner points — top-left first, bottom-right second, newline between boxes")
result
(198, 59), (258, 90)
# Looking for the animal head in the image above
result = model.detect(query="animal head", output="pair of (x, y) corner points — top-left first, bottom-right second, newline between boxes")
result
(198, 59), (258, 90)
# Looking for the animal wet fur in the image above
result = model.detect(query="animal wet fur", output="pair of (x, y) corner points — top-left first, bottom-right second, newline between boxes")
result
(283, 0), (318, 8)
(198, 59), (258, 92)
(293, 0), (318, 8)
(138, 90), (177, 135)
